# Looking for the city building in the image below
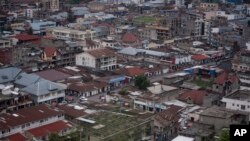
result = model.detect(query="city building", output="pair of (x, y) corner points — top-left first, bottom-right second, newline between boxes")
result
(47, 27), (96, 41)
(76, 48), (117, 71)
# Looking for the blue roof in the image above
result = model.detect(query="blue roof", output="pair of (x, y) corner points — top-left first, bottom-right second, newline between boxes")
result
(0, 67), (22, 84)
(21, 79), (65, 96)
(14, 72), (40, 87)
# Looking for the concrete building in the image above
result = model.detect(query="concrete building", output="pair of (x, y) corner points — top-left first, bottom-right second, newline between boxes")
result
(42, 0), (60, 12)
(222, 90), (250, 112)
(27, 20), (56, 35)
(0, 104), (64, 138)
(199, 106), (249, 130)
(47, 27), (96, 41)
(0, 38), (11, 48)
(21, 79), (66, 104)
(76, 48), (117, 71)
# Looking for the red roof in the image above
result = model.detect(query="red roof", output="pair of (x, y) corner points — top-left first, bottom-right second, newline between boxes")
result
(214, 72), (238, 85)
(13, 34), (40, 42)
(6, 133), (27, 141)
(154, 105), (182, 126)
(179, 90), (207, 105)
(0, 105), (63, 131)
(27, 121), (72, 137)
(122, 32), (139, 43)
(116, 67), (146, 77)
(191, 54), (209, 61)
(43, 47), (58, 58)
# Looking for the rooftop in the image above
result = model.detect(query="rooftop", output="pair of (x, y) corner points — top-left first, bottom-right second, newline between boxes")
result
(27, 120), (73, 137)
(223, 90), (250, 101)
(0, 104), (63, 131)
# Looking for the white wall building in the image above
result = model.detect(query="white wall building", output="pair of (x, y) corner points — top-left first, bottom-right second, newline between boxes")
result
(221, 90), (250, 112)
(76, 48), (117, 71)
(47, 27), (96, 41)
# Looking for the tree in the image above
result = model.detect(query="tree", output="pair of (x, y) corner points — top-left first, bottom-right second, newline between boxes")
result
(49, 133), (60, 141)
(119, 88), (128, 95)
(134, 75), (150, 90)
(28, 27), (33, 35)
(217, 129), (229, 141)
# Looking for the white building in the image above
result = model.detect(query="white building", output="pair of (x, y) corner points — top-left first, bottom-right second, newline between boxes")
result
(47, 27), (96, 41)
(0, 104), (64, 138)
(76, 48), (117, 71)
(247, 7), (250, 16)
(216, 11), (246, 20)
(221, 90), (250, 112)
(175, 0), (185, 8)
(27, 20), (56, 35)
(0, 38), (11, 48)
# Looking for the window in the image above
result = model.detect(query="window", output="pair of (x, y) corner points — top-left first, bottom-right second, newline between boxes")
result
(241, 105), (246, 110)
(232, 103), (235, 106)
(237, 104), (239, 107)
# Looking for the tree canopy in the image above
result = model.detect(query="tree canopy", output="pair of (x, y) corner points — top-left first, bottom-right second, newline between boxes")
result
(134, 75), (150, 90)
(218, 129), (230, 141)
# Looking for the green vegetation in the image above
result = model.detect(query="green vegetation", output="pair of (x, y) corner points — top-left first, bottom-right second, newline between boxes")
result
(80, 111), (150, 141)
(133, 16), (156, 24)
(216, 129), (230, 141)
(134, 75), (150, 90)
(193, 78), (213, 89)
(49, 133), (60, 141)
(119, 88), (129, 95)
(28, 27), (33, 35)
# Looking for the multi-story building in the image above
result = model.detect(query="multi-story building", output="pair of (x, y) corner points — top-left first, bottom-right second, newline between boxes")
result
(76, 48), (117, 71)
(26, 20), (57, 35)
(222, 90), (250, 112)
(42, 0), (60, 12)
(0, 38), (11, 48)
(0, 104), (64, 138)
(232, 42), (250, 72)
(47, 27), (96, 41)
(140, 25), (171, 41)
(21, 79), (66, 104)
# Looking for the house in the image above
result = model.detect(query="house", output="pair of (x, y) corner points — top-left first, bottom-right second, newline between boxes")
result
(179, 123), (215, 141)
(212, 71), (239, 96)
(21, 79), (66, 104)
(25, 120), (74, 141)
(153, 105), (184, 140)
(0, 104), (64, 138)
(115, 67), (146, 82)
(67, 81), (109, 97)
(191, 54), (210, 65)
(26, 20), (56, 35)
(221, 90), (250, 112)
(41, 47), (60, 61)
(75, 48), (117, 71)
(178, 90), (219, 107)
(56, 104), (87, 122)
(199, 106), (249, 130)
(35, 69), (71, 82)
(121, 32), (141, 47)
(82, 39), (102, 51)
(14, 72), (40, 88)
(0, 38), (11, 48)
(47, 27), (96, 41)
(12, 34), (40, 44)
(0, 67), (22, 84)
